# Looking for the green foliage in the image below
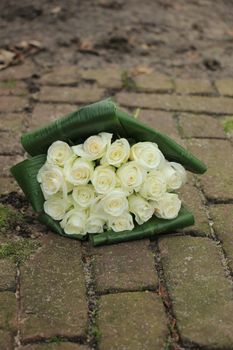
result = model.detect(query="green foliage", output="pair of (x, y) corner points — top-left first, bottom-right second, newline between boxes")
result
(0, 239), (40, 264)
(121, 71), (137, 91)
(223, 118), (233, 133)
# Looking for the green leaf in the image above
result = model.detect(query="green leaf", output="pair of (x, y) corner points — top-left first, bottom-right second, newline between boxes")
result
(38, 213), (86, 241)
(89, 206), (194, 246)
(10, 154), (46, 212)
(21, 99), (126, 156)
(116, 110), (207, 174)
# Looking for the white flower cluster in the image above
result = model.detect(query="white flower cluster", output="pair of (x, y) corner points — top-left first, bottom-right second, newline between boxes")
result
(37, 133), (187, 236)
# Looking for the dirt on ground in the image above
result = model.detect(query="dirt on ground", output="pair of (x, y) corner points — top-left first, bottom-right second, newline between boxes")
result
(0, 0), (233, 78)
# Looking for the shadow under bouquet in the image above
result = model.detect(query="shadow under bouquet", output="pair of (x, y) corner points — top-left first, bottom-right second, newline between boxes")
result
(11, 99), (207, 246)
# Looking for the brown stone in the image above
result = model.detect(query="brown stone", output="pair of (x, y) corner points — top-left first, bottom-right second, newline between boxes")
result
(134, 73), (173, 93)
(0, 177), (18, 194)
(20, 343), (90, 350)
(140, 109), (180, 140)
(0, 63), (35, 81)
(81, 67), (122, 89)
(159, 235), (233, 348)
(0, 259), (16, 291)
(178, 179), (210, 235)
(0, 81), (28, 96)
(20, 234), (88, 342)
(38, 86), (104, 104)
(92, 240), (158, 293)
(0, 131), (23, 155)
(0, 330), (14, 350)
(179, 113), (226, 138)
(0, 292), (17, 331)
(30, 103), (77, 129)
(116, 92), (233, 114)
(175, 79), (214, 95)
(40, 66), (79, 85)
(209, 204), (233, 271)
(98, 292), (168, 350)
(215, 79), (233, 96)
(0, 155), (24, 177)
(187, 139), (233, 200)
(0, 96), (28, 112)
(0, 113), (26, 132)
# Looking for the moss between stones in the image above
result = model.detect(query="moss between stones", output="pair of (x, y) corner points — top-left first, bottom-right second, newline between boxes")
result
(0, 80), (17, 88)
(223, 119), (233, 134)
(121, 71), (137, 91)
(0, 205), (22, 230)
(0, 239), (40, 264)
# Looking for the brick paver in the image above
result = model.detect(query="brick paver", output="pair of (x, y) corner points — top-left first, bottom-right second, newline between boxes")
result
(116, 92), (233, 114)
(38, 86), (104, 104)
(20, 344), (90, 350)
(159, 236), (233, 348)
(187, 139), (233, 200)
(209, 204), (233, 271)
(1, 63), (233, 349)
(20, 234), (88, 342)
(0, 259), (16, 291)
(0, 96), (28, 112)
(92, 240), (157, 293)
(97, 292), (168, 350)
(0, 329), (13, 350)
(175, 79), (214, 95)
(30, 103), (77, 129)
(179, 113), (226, 138)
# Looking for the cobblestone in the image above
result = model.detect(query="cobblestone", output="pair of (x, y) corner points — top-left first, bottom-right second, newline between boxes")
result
(0, 63), (35, 81)
(30, 103), (77, 129)
(0, 329), (13, 350)
(81, 67), (122, 89)
(179, 113), (226, 138)
(0, 113), (26, 132)
(0, 292), (17, 331)
(0, 96), (28, 112)
(20, 343), (90, 350)
(159, 235), (233, 348)
(0, 177), (18, 194)
(38, 86), (104, 104)
(40, 66), (79, 85)
(92, 240), (157, 293)
(175, 79), (214, 95)
(215, 79), (233, 96)
(0, 259), (16, 291)
(20, 234), (88, 342)
(116, 92), (233, 114)
(209, 204), (233, 271)
(134, 73), (173, 92)
(0, 81), (28, 96)
(0, 132), (23, 155)
(187, 139), (233, 200)
(98, 292), (168, 350)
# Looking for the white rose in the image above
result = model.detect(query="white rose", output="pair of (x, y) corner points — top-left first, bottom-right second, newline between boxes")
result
(72, 132), (112, 160)
(47, 141), (73, 167)
(152, 193), (181, 219)
(130, 142), (164, 171)
(44, 194), (71, 220)
(101, 189), (128, 217)
(72, 184), (95, 208)
(101, 138), (130, 167)
(86, 214), (105, 233)
(61, 208), (87, 235)
(128, 194), (154, 225)
(64, 156), (94, 185)
(139, 171), (166, 201)
(108, 212), (134, 232)
(160, 161), (187, 191)
(91, 165), (116, 194)
(37, 163), (64, 197)
(117, 161), (145, 192)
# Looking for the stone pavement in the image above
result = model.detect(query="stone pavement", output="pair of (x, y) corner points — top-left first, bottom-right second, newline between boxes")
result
(0, 62), (233, 350)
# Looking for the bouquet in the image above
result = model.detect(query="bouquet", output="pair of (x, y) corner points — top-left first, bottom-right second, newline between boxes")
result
(11, 99), (207, 246)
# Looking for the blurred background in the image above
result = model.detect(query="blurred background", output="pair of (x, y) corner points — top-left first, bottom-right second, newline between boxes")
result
(1, 0), (233, 78)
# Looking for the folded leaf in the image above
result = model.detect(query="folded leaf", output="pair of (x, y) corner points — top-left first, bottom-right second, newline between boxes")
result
(10, 154), (46, 212)
(89, 206), (194, 246)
